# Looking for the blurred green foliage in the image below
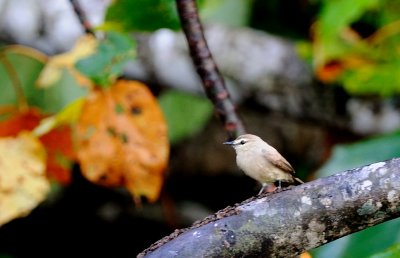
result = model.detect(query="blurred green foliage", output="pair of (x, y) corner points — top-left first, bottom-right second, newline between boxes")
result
(31, 71), (88, 113)
(0, 48), (87, 114)
(200, 0), (253, 27)
(313, 0), (400, 96)
(313, 219), (400, 258)
(75, 32), (136, 87)
(105, 0), (181, 31)
(313, 131), (400, 258)
(317, 131), (400, 177)
(317, 0), (378, 44)
(158, 90), (213, 144)
(105, 0), (252, 30)
(369, 243), (400, 258)
(0, 49), (44, 110)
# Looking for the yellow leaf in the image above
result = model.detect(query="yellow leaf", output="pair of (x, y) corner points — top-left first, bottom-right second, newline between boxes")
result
(0, 132), (49, 226)
(33, 98), (85, 137)
(96, 21), (124, 32)
(37, 35), (97, 88)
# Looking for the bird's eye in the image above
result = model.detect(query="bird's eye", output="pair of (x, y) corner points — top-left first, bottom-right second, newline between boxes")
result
(240, 140), (246, 145)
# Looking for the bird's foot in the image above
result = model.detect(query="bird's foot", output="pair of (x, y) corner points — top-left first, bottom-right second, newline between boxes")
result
(258, 183), (276, 195)
(274, 180), (283, 192)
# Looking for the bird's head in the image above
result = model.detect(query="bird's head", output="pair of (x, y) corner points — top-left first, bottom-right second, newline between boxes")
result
(223, 134), (262, 152)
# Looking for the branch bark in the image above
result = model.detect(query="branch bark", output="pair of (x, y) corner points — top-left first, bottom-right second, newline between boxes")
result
(176, 0), (246, 139)
(138, 158), (400, 257)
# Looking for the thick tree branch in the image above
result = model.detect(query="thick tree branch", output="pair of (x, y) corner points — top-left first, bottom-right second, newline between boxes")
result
(176, 0), (246, 139)
(138, 158), (400, 257)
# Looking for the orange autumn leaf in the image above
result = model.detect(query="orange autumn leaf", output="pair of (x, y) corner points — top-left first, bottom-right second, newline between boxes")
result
(76, 80), (169, 202)
(316, 56), (375, 83)
(40, 126), (75, 184)
(0, 108), (40, 135)
(0, 108), (75, 184)
(316, 61), (345, 83)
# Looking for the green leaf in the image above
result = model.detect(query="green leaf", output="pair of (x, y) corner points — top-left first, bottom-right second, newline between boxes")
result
(199, 0), (253, 27)
(379, 2), (400, 25)
(158, 90), (213, 144)
(0, 47), (86, 114)
(75, 32), (136, 87)
(104, 0), (180, 32)
(341, 62), (400, 96)
(317, 131), (400, 178)
(31, 69), (88, 113)
(312, 219), (400, 258)
(313, 0), (380, 66)
(313, 0), (400, 96)
(369, 243), (400, 258)
(318, 0), (379, 42)
(0, 48), (44, 108)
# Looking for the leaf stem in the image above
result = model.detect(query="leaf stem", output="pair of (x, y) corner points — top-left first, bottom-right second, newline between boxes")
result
(366, 20), (400, 45)
(0, 51), (29, 113)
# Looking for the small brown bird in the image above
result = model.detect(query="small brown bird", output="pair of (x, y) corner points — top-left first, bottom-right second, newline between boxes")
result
(224, 134), (303, 194)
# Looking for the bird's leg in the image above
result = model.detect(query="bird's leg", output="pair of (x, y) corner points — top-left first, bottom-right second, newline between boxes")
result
(273, 180), (283, 192)
(258, 183), (278, 194)
(258, 183), (267, 195)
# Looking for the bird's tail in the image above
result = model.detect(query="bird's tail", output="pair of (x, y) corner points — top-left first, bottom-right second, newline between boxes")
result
(294, 177), (304, 185)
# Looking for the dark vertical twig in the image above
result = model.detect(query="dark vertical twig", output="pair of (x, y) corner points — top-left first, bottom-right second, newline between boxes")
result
(176, 0), (246, 139)
(69, 0), (95, 35)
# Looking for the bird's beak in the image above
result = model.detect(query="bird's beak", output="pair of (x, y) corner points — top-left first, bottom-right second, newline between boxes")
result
(223, 141), (235, 145)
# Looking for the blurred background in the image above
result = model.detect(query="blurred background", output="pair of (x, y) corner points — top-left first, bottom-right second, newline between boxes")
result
(1, 0), (400, 257)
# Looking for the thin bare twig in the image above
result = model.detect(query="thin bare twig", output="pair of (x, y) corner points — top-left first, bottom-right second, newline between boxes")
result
(176, 0), (246, 139)
(69, 0), (95, 35)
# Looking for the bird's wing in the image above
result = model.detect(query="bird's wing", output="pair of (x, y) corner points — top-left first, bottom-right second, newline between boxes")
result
(267, 152), (296, 176)
(272, 158), (295, 175)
